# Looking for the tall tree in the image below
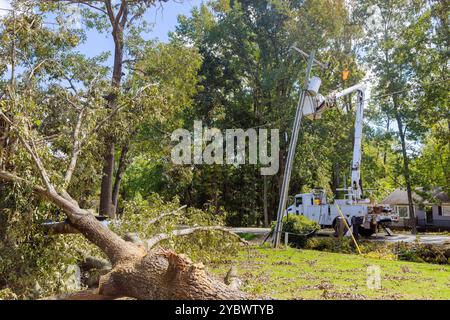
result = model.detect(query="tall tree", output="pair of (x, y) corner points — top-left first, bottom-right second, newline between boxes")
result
(44, 0), (172, 218)
(355, 0), (449, 232)
(169, 0), (363, 224)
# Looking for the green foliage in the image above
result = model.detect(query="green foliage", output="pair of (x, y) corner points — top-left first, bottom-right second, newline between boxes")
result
(305, 237), (356, 253)
(236, 233), (258, 241)
(353, 0), (449, 202)
(304, 237), (449, 265)
(280, 215), (320, 235)
(165, 0), (367, 226)
(111, 194), (240, 263)
(271, 215), (320, 247)
(0, 173), (100, 300)
(412, 123), (450, 195)
(0, 197), (101, 299)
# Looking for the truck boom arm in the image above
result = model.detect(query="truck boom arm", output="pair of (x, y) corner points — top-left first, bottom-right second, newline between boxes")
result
(303, 83), (368, 200)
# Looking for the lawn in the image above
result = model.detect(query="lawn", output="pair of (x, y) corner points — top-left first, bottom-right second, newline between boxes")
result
(207, 246), (450, 300)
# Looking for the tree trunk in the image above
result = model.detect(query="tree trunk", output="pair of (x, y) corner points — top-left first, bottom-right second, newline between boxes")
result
(331, 162), (340, 196)
(383, 116), (390, 169)
(99, 251), (247, 300)
(100, 142), (116, 218)
(0, 170), (247, 300)
(393, 96), (417, 234)
(112, 142), (130, 216)
(99, 13), (125, 218)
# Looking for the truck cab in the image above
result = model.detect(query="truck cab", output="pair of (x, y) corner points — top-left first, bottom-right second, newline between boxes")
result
(286, 190), (338, 227)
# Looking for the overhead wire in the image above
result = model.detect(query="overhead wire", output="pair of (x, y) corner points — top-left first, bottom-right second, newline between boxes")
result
(240, 78), (449, 131)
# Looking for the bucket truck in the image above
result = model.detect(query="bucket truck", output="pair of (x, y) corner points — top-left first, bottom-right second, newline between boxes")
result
(285, 78), (393, 237)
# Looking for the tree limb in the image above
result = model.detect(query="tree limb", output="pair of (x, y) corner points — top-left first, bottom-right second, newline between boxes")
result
(147, 205), (187, 225)
(0, 110), (55, 193)
(63, 107), (85, 187)
(45, 0), (108, 15)
(44, 221), (80, 234)
(104, 0), (117, 27)
(146, 226), (248, 249)
(27, 59), (50, 84)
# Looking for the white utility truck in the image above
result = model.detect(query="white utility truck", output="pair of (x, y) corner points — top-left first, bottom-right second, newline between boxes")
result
(284, 79), (393, 237)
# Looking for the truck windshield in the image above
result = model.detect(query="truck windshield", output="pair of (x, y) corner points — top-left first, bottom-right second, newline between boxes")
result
(295, 197), (302, 206)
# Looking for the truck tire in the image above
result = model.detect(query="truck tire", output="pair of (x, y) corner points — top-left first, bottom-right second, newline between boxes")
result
(358, 227), (375, 237)
(332, 218), (349, 234)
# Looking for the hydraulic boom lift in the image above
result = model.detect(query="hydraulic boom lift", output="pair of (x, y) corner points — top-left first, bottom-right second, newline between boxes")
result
(273, 73), (393, 247)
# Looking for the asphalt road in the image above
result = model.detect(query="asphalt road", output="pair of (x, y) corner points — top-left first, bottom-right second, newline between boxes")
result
(368, 233), (450, 245)
(230, 227), (450, 245)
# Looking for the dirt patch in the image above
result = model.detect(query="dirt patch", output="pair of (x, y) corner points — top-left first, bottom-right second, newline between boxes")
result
(321, 290), (367, 300)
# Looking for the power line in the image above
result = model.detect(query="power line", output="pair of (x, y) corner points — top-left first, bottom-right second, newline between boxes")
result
(206, 76), (448, 133)
(241, 78), (449, 131)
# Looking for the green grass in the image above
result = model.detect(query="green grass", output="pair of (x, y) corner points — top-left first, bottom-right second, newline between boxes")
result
(207, 246), (450, 300)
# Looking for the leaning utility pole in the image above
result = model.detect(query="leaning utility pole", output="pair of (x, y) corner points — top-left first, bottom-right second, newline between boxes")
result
(272, 48), (326, 248)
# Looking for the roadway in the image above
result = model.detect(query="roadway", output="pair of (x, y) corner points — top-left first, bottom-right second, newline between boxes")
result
(229, 228), (450, 245)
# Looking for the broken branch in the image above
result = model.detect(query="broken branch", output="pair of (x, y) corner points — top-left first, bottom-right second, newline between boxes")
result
(0, 110), (55, 193)
(147, 205), (187, 225)
(146, 226), (248, 249)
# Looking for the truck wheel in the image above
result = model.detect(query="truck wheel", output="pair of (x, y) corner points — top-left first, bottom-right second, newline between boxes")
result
(358, 227), (374, 237)
(332, 218), (349, 234)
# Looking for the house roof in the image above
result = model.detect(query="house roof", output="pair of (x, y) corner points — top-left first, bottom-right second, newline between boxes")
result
(381, 188), (450, 205)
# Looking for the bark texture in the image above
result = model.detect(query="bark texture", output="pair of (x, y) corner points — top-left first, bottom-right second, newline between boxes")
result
(99, 251), (247, 300)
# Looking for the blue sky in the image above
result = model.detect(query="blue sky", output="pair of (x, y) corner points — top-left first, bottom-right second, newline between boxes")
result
(78, 0), (204, 59)
(0, 0), (203, 62)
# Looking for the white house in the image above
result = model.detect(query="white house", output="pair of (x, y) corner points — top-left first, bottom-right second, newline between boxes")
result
(382, 188), (450, 230)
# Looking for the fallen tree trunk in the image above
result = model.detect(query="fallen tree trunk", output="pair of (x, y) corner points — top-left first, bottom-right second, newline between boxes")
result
(99, 250), (247, 299)
(0, 169), (247, 300)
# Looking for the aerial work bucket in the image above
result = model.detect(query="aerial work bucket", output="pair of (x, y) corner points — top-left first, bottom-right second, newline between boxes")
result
(302, 93), (325, 119)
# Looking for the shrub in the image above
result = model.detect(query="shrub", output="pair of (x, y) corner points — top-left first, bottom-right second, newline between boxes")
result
(393, 242), (449, 265)
(272, 215), (320, 247)
(305, 237), (355, 253)
(305, 237), (397, 258)
(304, 237), (448, 265)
